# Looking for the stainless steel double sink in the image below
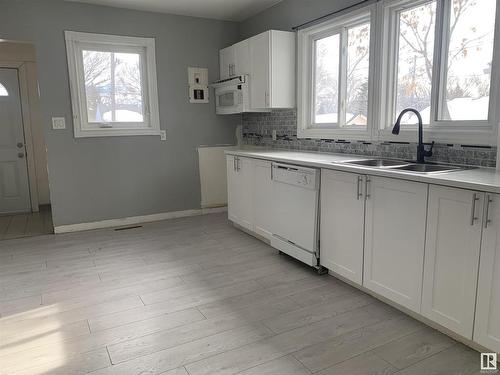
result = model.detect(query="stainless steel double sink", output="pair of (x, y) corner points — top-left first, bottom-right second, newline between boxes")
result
(338, 159), (466, 174)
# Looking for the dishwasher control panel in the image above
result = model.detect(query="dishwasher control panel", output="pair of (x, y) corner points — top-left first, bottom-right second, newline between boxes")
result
(271, 163), (319, 190)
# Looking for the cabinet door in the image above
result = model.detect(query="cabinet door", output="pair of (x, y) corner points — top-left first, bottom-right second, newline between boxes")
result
(226, 156), (254, 231)
(422, 186), (483, 339)
(249, 32), (270, 109)
(475, 193), (500, 353)
(364, 177), (427, 313)
(219, 46), (235, 80)
(226, 155), (239, 223)
(320, 170), (365, 285)
(253, 160), (274, 240)
(234, 40), (250, 76)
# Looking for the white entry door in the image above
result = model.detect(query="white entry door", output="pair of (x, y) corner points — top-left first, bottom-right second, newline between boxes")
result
(0, 68), (31, 214)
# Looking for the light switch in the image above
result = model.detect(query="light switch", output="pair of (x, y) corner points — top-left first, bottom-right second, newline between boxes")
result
(160, 130), (167, 141)
(52, 117), (66, 130)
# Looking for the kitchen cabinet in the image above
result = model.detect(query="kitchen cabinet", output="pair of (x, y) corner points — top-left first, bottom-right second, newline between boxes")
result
(363, 177), (427, 313)
(226, 155), (254, 232)
(253, 159), (274, 240)
(249, 30), (295, 110)
(475, 193), (500, 353)
(219, 30), (295, 109)
(422, 186), (483, 339)
(219, 40), (250, 80)
(320, 170), (365, 285)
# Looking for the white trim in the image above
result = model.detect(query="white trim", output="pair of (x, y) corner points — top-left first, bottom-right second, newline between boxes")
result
(54, 206), (228, 234)
(65, 31), (161, 138)
(297, 5), (376, 140)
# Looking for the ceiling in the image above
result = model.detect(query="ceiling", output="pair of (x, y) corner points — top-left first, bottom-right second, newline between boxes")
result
(65, 0), (283, 21)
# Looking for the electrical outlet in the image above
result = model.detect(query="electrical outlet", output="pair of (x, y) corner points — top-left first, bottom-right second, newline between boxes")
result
(160, 130), (167, 141)
(52, 117), (66, 130)
(272, 130), (277, 141)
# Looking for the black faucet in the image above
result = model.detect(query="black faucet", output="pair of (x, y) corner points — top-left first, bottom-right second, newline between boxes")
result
(392, 108), (434, 164)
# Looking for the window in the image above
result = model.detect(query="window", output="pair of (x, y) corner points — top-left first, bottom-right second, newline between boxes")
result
(379, 0), (500, 144)
(298, 7), (374, 139)
(438, 0), (497, 121)
(0, 83), (8, 96)
(298, 0), (500, 145)
(65, 31), (160, 138)
(394, 1), (437, 125)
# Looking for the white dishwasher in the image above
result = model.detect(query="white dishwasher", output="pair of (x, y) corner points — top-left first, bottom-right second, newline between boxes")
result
(270, 162), (320, 268)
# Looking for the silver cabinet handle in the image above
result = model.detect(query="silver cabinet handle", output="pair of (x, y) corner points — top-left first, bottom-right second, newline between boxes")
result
(356, 175), (363, 200)
(233, 157), (237, 171)
(365, 177), (371, 199)
(17, 142), (24, 148)
(236, 157), (241, 172)
(484, 195), (493, 228)
(18, 152), (25, 158)
(470, 193), (480, 226)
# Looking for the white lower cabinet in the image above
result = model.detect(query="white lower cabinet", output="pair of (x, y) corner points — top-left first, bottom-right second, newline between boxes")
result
(422, 186), (483, 339)
(363, 177), (428, 313)
(253, 160), (274, 240)
(226, 156), (500, 354)
(475, 193), (500, 352)
(320, 170), (365, 285)
(226, 155), (254, 231)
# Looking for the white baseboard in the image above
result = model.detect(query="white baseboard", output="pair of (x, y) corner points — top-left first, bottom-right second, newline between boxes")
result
(54, 206), (227, 234)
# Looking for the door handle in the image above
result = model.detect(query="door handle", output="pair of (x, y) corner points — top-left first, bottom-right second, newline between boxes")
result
(484, 195), (493, 228)
(18, 152), (25, 158)
(17, 142), (24, 148)
(365, 177), (371, 199)
(356, 175), (363, 200)
(470, 193), (480, 226)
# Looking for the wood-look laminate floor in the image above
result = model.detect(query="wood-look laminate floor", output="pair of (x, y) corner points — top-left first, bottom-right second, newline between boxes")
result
(0, 213), (482, 375)
(0, 205), (53, 241)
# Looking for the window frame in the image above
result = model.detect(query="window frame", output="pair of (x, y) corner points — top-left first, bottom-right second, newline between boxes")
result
(65, 31), (161, 138)
(377, 0), (500, 145)
(297, 5), (377, 140)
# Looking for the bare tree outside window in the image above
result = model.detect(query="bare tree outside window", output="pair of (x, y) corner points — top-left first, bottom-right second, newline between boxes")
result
(83, 50), (144, 123)
(314, 34), (340, 124)
(346, 23), (370, 126)
(395, 1), (437, 124)
(394, 0), (496, 124)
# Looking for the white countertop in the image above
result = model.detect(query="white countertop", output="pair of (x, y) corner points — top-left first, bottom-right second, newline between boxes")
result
(226, 148), (500, 193)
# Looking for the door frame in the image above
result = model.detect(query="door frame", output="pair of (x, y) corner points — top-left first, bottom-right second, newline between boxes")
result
(0, 61), (41, 212)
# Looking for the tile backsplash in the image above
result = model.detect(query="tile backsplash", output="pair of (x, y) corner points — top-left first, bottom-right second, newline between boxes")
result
(242, 109), (497, 168)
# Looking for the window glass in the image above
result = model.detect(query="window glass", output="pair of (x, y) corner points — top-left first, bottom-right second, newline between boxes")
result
(346, 22), (370, 127)
(439, 0), (496, 121)
(395, 1), (437, 124)
(83, 50), (144, 123)
(314, 34), (340, 124)
(0, 83), (8, 96)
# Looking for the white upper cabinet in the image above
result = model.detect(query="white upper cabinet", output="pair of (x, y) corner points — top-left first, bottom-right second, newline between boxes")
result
(219, 46), (235, 80)
(219, 40), (250, 80)
(219, 30), (296, 110)
(422, 186), (483, 339)
(363, 177), (427, 313)
(320, 169), (365, 285)
(249, 30), (295, 110)
(475, 193), (500, 352)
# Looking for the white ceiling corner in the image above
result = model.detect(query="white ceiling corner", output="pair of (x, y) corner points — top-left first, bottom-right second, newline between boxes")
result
(64, 0), (283, 21)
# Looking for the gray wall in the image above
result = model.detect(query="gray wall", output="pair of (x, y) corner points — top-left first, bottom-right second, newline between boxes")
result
(239, 0), (363, 38)
(0, 0), (240, 226)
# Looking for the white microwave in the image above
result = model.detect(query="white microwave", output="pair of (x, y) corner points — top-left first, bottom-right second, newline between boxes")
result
(212, 75), (252, 114)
